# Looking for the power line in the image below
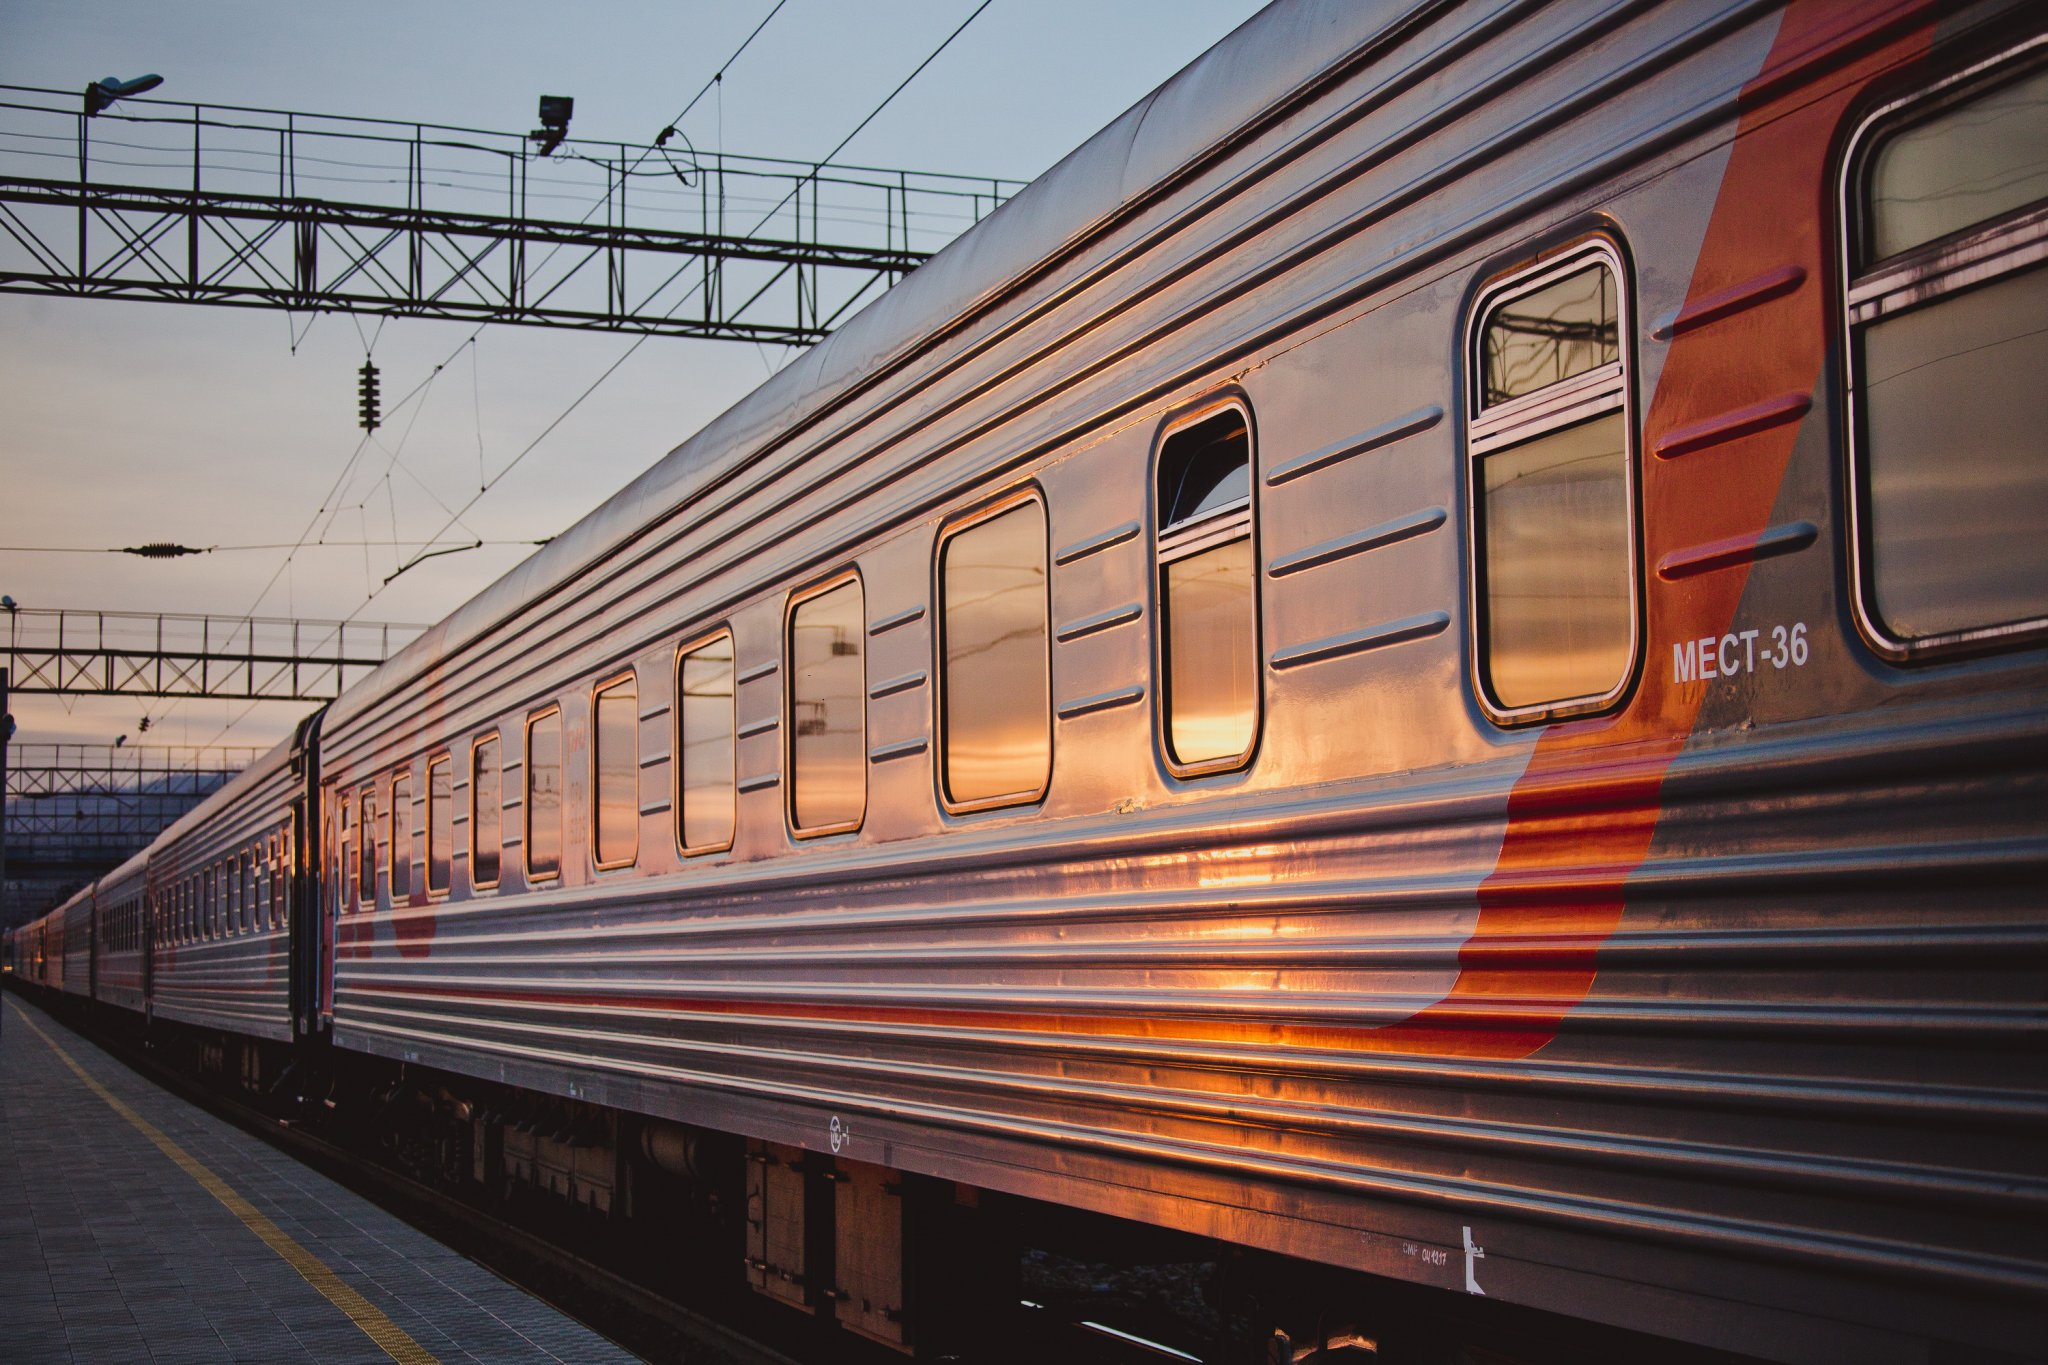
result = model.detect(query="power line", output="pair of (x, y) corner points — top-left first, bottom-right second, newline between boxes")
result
(0, 539), (549, 555)
(178, 3), (804, 748)
(197, 0), (997, 749)
(371, 0), (999, 600)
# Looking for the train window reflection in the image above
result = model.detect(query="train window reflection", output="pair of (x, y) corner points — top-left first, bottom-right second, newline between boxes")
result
(594, 674), (639, 870)
(1480, 262), (1618, 405)
(1868, 63), (2048, 260)
(939, 497), (1050, 810)
(426, 755), (452, 896)
(526, 708), (563, 881)
(390, 772), (412, 904)
(359, 786), (379, 904)
(338, 795), (353, 915)
(1468, 244), (1636, 720)
(1480, 414), (1632, 708)
(272, 832), (286, 930)
(677, 633), (736, 854)
(472, 735), (502, 889)
(1155, 405), (1258, 774)
(1847, 51), (2048, 657)
(788, 577), (865, 834)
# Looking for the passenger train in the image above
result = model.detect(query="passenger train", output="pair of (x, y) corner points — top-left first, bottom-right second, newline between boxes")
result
(9, 1), (2046, 1360)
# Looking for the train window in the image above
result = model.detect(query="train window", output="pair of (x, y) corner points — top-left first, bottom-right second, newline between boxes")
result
(937, 492), (1051, 810)
(390, 772), (413, 904)
(243, 851), (256, 933)
(267, 833), (280, 930)
(1842, 48), (2048, 659)
(472, 734), (502, 889)
(593, 673), (639, 870)
(359, 785), (379, 906)
(1467, 241), (1637, 721)
(526, 707), (563, 882)
(338, 794), (354, 914)
(676, 632), (736, 856)
(1155, 403), (1259, 775)
(426, 754), (453, 896)
(787, 574), (866, 835)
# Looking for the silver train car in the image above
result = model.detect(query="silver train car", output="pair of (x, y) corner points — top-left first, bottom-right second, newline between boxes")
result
(146, 734), (298, 1041)
(91, 850), (149, 1014)
(8, 1), (2046, 1360)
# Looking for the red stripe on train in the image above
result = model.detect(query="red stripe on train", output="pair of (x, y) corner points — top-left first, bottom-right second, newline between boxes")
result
(1373, 0), (1936, 1060)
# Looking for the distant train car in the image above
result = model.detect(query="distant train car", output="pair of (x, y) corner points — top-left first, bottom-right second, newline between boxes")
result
(29, 901), (70, 994)
(59, 888), (93, 1000)
(92, 851), (150, 1015)
(145, 739), (298, 1041)
(10, 1), (2045, 1361)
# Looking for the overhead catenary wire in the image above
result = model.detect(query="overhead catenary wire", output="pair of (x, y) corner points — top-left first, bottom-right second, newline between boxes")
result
(198, 0), (997, 749)
(370, 0), (997, 600)
(245, 2), (802, 619)
(179, 2), (804, 747)
(0, 539), (547, 555)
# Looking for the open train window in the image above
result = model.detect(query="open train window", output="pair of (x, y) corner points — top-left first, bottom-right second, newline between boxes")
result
(937, 490), (1050, 811)
(676, 631), (736, 856)
(787, 573), (866, 836)
(1154, 401), (1260, 776)
(390, 772), (413, 905)
(526, 707), (563, 882)
(426, 754), (452, 897)
(1466, 239), (1638, 723)
(471, 734), (502, 890)
(593, 673), (639, 871)
(1842, 42), (2048, 660)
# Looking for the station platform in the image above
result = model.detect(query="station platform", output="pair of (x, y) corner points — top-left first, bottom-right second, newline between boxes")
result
(0, 992), (641, 1364)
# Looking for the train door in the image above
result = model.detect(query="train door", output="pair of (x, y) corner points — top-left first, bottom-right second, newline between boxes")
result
(288, 708), (329, 1039)
(88, 885), (99, 1001)
(142, 871), (156, 1020)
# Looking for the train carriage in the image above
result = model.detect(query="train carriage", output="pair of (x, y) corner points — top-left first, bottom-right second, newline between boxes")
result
(90, 851), (150, 1014)
(300, 0), (2048, 1360)
(145, 740), (298, 1041)
(8, 1), (2044, 1360)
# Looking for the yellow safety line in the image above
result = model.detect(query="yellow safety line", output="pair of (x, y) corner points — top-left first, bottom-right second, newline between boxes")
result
(14, 1005), (442, 1365)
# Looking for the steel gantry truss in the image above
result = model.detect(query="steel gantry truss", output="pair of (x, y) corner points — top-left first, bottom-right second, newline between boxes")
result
(0, 86), (1023, 342)
(2, 606), (426, 701)
(2, 742), (259, 922)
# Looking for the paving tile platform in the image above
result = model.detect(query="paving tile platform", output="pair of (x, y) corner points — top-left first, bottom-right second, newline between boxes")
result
(0, 990), (642, 1364)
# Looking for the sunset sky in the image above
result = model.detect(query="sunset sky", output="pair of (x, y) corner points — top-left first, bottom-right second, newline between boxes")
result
(0, 0), (1263, 754)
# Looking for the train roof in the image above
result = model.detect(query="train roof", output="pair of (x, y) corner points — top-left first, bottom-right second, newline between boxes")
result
(97, 847), (151, 895)
(147, 731), (296, 853)
(325, 0), (1404, 733)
